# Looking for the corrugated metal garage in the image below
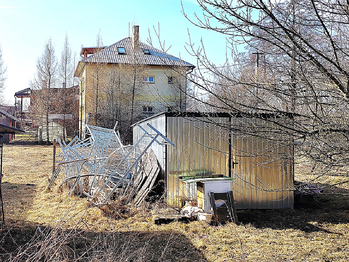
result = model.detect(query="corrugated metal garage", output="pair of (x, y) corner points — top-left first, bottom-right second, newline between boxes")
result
(133, 112), (294, 209)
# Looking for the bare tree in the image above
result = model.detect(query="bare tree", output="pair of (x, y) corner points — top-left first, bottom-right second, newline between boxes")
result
(87, 32), (105, 127)
(166, 0), (349, 185)
(0, 45), (6, 98)
(98, 61), (146, 143)
(30, 38), (57, 143)
(59, 34), (74, 141)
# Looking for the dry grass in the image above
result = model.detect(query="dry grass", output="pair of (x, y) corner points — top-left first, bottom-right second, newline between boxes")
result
(0, 144), (348, 261)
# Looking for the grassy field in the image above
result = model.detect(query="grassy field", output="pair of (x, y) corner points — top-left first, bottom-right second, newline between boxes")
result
(0, 144), (348, 261)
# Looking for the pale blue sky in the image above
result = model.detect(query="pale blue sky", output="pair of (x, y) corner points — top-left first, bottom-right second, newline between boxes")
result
(0, 0), (229, 104)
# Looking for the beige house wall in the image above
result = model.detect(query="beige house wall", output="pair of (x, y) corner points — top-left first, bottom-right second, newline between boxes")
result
(78, 62), (187, 132)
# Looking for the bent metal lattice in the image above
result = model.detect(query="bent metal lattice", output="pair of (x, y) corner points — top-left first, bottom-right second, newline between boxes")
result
(47, 120), (174, 207)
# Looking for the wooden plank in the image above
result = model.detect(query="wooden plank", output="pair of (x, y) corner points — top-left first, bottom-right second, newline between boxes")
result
(135, 188), (150, 206)
(209, 191), (239, 224)
(227, 191), (239, 224)
(209, 192), (217, 217)
(134, 166), (159, 205)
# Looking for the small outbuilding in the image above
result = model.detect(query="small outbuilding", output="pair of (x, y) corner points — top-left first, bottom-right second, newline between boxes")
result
(0, 107), (20, 143)
(133, 112), (294, 209)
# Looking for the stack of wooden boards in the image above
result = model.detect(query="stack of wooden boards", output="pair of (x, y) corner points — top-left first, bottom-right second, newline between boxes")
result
(133, 150), (160, 206)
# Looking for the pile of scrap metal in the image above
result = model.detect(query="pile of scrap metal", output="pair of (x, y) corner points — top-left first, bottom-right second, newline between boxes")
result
(47, 120), (174, 207)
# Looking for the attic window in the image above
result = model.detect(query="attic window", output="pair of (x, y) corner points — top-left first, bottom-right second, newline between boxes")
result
(118, 47), (126, 54)
(144, 49), (151, 55)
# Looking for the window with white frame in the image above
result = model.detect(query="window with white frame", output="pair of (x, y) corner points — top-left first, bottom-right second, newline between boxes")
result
(143, 76), (155, 83)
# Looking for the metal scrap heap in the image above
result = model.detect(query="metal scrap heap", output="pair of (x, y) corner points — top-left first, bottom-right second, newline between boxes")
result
(47, 121), (174, 207)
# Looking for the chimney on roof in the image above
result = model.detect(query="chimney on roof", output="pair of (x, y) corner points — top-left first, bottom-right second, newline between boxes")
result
(132, 25), (139, 49)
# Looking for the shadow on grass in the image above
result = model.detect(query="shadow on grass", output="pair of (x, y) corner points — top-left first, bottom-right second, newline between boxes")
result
(237, 182), (349, 234)
(9, 140), (52, 146)
(0, 221), (208, 262)
(1, 182), (37, 225)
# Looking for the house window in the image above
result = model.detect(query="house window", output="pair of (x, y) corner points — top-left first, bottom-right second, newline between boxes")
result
(143, 106), (154, 114)
(118, 47), (126, 54)
(143, 76), (155, 83)
(168, 76), (174, 84)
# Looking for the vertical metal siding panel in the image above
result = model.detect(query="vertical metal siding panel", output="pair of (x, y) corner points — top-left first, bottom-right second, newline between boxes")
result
(175, 117), (181, 204)
(267, 137), (274, 209)
(243, 123), (249, 208)
(269, 138), (276, 209)
(183, 118), (188, 173)
(248, 134), (254, 209)
(176, 117), (181, 202)
(217, 120), (222, 175)
(189, 118), (195, 173)
(203, 120), (208, 174)
(277, 140), (283, 209)
(233, 119), (246, 209)
(229, 118), (294, 209)
(243, 132), (250, 208)
(224, 121), (229, 176)
(278, 131), (286, 208)
(261, 140), (267, 209)
(256, 138), (263, 208)
(219, 120), (223, 175)
(167, 117), (174, 205)
(174, 117), (179, 205)
(180, 117), (187, 200)
(270, 138), (277, 209)
(205, 121), (210, 174)
(242, 132), (249, 208)
(199, 120), (204, 174)
(249, 134), (255, 208)
(283, 141), (294, 208)
(232, 119), (243, 209)
(237, 133), (245, 207)
(167, 117), (171, 204)
(189, 119), (194, 173)
(232, 130), (239, 206)
(196, 120), (201, 173)
(246, 135), (251, 207)
(244, 133), (251, 208)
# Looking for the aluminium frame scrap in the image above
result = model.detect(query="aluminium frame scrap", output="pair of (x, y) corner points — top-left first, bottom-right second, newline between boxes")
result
(87, 123), (174, 207)
(47, 122), (174, 207)
(48, 121), (126, 195)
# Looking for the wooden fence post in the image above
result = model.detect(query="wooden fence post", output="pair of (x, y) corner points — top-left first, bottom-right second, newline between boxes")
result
(0, 143), (5, 225)
(52, 139), (56, 176)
